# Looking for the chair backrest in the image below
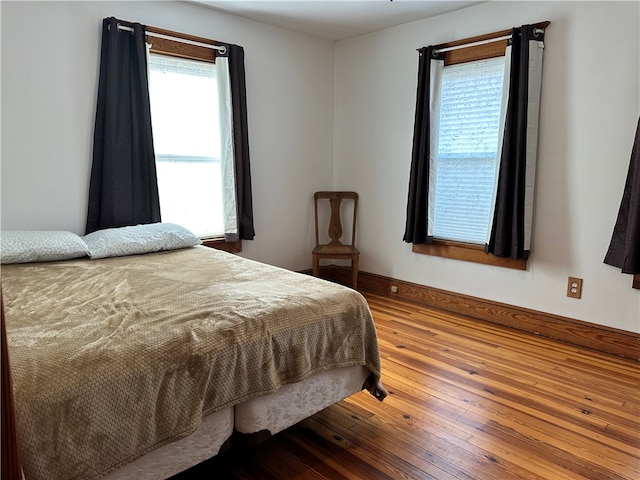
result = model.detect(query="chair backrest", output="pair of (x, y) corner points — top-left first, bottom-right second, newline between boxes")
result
(314, 191), (358, 247)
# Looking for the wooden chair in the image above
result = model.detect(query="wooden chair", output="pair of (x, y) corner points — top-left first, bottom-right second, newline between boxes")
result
(312, 191), (359, 289)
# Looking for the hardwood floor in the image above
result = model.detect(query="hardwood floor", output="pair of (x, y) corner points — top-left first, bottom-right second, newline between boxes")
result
(175, 293), (640, 479)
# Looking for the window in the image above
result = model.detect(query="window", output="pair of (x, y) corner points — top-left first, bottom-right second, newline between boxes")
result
(404, 24), (548, 269)
(144, 26), (253, 251)
(430, 56), (505, 244)
(148, 35), (233, 240)
(149, 55), (224, 237)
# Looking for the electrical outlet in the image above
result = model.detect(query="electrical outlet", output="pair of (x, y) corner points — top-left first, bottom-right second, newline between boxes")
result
(390, 285), (398, 293)
(567, 277), (583, 299)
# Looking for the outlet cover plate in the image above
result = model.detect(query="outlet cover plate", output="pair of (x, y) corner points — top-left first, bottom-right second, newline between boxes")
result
(567, 277), (583, 299)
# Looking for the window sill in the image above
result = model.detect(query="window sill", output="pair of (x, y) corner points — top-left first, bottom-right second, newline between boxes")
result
(202, 237), (242, 254)
(412, 240), (527, 270)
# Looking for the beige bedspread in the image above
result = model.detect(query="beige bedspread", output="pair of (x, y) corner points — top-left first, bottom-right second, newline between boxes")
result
(2, 246), (385, 480)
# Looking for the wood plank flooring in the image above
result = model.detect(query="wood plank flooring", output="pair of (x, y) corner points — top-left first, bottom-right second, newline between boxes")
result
(174, 293), (640, 479)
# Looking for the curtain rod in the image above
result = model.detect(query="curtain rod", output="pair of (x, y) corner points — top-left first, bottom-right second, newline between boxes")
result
(117, 24), (227, 54)
(429, 27), (545, 55)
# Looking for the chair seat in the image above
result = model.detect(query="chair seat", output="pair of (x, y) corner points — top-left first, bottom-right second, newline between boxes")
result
(312, 244), (359, 256)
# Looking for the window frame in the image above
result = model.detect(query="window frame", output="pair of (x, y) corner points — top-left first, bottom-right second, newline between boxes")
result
(413, 28), (526, 269)
(146, 26), (242, 253)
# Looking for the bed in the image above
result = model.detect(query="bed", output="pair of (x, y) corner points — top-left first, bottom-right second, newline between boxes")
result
(1, 224), (385, 480)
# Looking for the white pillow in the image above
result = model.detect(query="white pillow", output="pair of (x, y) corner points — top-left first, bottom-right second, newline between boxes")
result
(1, 231), (90, 264)
(83, 223), (202, 259)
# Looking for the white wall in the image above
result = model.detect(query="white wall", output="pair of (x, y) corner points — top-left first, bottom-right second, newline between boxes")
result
(0, 1), (335, 269)
(334, 1), (640, 332)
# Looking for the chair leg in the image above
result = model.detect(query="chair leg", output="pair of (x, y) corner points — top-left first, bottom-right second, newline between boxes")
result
(312, 254), (319, 277)
(352, 255), (359, 290)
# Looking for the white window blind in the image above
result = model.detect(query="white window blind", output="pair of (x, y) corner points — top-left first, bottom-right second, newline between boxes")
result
(430, 56), (505, 244)
(148, 54), (224, 237)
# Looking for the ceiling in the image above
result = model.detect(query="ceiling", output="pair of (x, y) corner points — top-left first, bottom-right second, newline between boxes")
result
(192, 0), (483, 41)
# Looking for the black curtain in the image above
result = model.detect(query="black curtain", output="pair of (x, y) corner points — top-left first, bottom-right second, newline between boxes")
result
(403, 46), (441, 244)
(226, 44), (255, 241)
(484, 26), (538, 260)
(85, 17), (160, 235)
(604, 117), (640, 274)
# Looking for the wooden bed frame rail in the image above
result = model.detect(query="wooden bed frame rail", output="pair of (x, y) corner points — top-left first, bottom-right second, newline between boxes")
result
(2, 288), (22, 480)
